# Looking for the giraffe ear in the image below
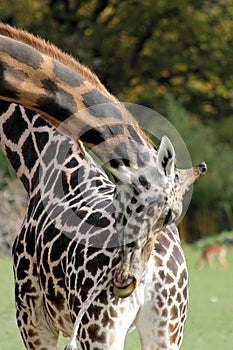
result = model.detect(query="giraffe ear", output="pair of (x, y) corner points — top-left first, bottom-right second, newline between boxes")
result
(157, 136), (176, 176)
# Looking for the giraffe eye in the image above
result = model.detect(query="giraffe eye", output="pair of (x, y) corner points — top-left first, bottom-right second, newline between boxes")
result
(138, 175), (151, 190)
(164, 209), (174, 225)
(175, 171), (179, 181)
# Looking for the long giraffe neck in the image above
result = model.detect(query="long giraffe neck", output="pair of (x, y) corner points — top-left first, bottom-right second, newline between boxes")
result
(0, 100), (87, 195)
(0, 25), (207, 304)
(0, 24), (155, 177)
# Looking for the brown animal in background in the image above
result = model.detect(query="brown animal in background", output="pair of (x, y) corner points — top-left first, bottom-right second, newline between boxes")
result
(196, 244), (227, 268)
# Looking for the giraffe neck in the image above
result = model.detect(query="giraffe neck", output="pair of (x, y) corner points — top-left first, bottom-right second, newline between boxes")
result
(0, 24), (155, 176)
(0, 25), (207, 305)
(0, 100), (85, 195)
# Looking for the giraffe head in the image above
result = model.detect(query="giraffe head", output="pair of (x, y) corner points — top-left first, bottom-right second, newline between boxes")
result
(112, 136), (206, 298)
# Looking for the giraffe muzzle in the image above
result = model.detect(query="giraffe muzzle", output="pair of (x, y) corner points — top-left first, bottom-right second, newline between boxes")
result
(195, 162), (207, 176)
(113, 269), (137, 298)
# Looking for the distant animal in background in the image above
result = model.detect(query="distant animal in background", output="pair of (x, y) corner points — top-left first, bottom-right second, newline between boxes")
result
(224, 238), (233, 247)
(196, 244), (227, 268)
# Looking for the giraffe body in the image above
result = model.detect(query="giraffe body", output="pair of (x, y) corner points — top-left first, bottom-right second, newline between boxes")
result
(0, 24), (207, 349)
(1, 102), (188, 349)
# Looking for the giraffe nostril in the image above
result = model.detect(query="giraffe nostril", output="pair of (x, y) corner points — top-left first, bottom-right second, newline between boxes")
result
(198, 162), (207, 174)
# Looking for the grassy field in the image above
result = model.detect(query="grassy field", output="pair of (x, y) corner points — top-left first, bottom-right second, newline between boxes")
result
(182, 244), (233, 350)
(1, 243), (233, 349)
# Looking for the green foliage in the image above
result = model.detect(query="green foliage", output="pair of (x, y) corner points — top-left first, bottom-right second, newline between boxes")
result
(164, 94), (229, 201)
(0, 0), (232, 121)
(164, 94), (233, 237)
(194, 230), (233, 249)
(0, 1), (232, 239)
(0, 150), (16, 190)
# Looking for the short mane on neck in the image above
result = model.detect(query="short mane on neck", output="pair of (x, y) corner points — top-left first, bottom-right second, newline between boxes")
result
(0, 23), (113, 101)
(0, 23), (155, 174)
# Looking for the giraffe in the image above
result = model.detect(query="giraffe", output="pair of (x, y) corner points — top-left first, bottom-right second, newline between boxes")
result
(0, 101), (205, 350)
(0, 24), (207, 349)
(0, 23), (206, 298)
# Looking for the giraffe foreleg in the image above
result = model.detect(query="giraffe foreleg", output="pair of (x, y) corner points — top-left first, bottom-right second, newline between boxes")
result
(136, 295), (187, 350)
(13, 247), (59, 350)
(135, 252), (188, 350)
(69, 294), (139, 350)
(14, 276), (59, 350)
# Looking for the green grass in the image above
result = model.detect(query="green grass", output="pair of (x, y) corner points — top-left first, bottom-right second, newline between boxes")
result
(181, 244), (233, 350)
(1, 244), (233, 349)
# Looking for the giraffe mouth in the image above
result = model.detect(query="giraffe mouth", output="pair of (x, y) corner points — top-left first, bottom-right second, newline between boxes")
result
(113, 269), (137, 298)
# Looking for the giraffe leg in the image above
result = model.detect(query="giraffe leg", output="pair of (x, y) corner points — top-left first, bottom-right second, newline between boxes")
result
(136, 306), (169, 350)
(136, 303), (185, 350)
(77, 322), (126, 350)
(135, 267), (188, 350)
(78, 338), (125, 350)
(72, 297), (139, 350)
(15, 277), (59, 350)
(13, 249), (59, 350)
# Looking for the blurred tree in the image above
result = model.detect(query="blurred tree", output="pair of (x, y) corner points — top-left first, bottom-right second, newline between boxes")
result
(164, 95), (233, 240)
(0, 0), (232, 240)
(0, 0), (232, 122)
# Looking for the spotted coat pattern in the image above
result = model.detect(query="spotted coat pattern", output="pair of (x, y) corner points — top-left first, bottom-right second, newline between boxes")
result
(0, 101), (188, 349)
(0, 23), (155, 170)
(0, 24), (206, 349)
